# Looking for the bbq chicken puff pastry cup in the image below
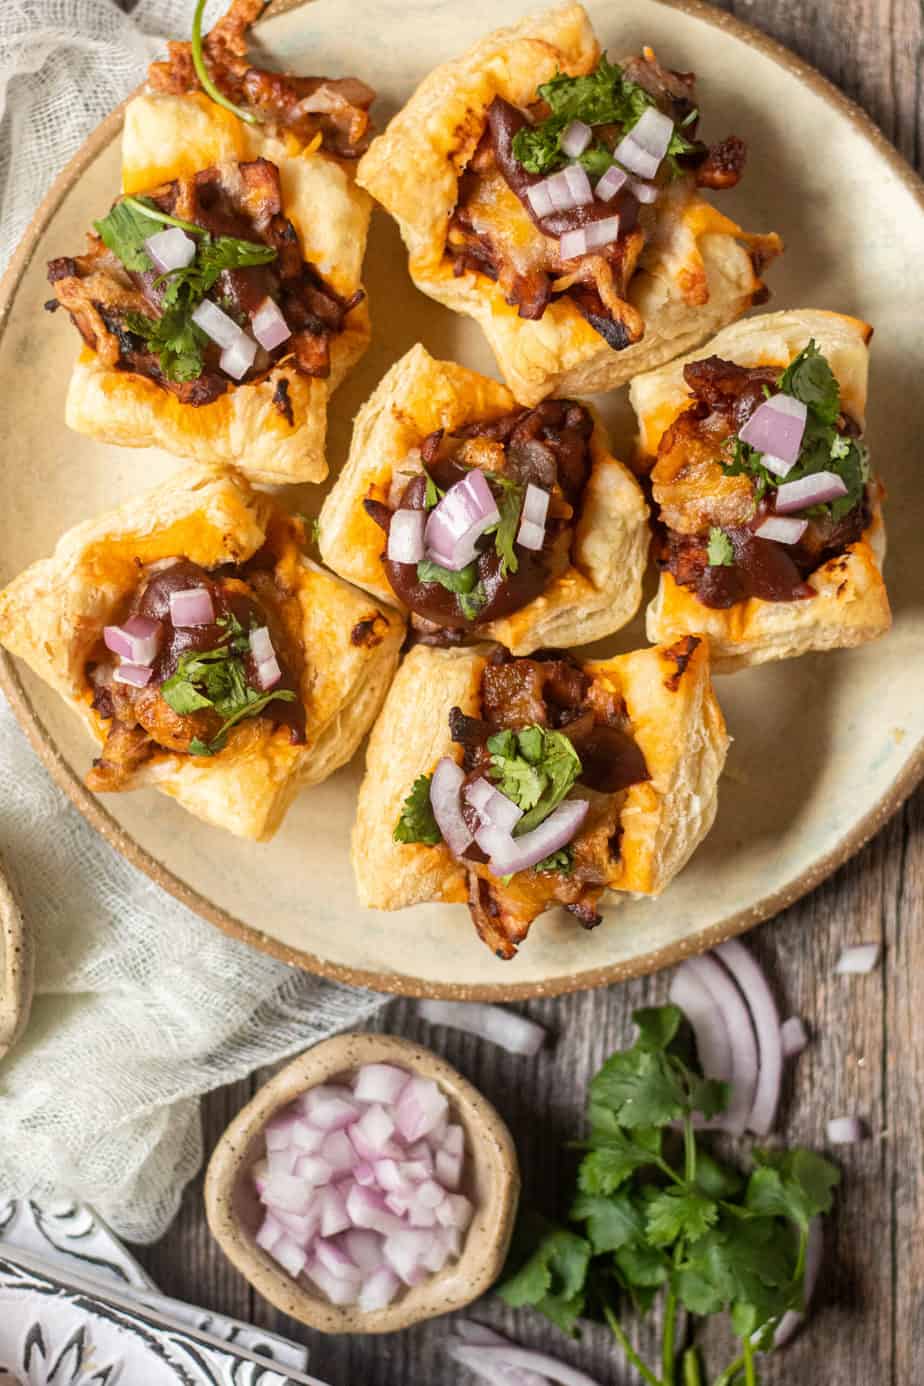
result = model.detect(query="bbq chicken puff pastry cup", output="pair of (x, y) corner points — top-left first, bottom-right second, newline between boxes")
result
(0, 470), (404, 841)
(630, 309), (891, 673)
(353, 638), (728, 960)
(356, 4), (780, 408)
(46, 1), (373, 484)
(318, 343), (649, 654)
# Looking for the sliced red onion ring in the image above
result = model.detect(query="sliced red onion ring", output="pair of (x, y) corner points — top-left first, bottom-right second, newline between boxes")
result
(516, 484), (549, 552)
(614, 106), (674, 179)
(252, 296), (291, 352)
(449, 1343), (605, 1386)
(738, 393), (808, 466)
(220, 331), (258, 381)
(716, 939), (782, 1137)
(103, 615), (163, 666)
(669, 965), (733, 1081)
(563, 163), (593, 206)
(191, 298), (242, 349)
(628, 176), (659, 204)
(594, 163), (628, 202)
(771, 1216), (823, 1349)
(835, 942), (881, 974)
(144, 226), (196, 273)
(112, 663), (154, 688)
(429, 756), (474, 858)
(826, 1115), (867, 1144)
(781, 1016), (809, 1058)
(466, 778), (523, 836)
(387, 509), (427, 564)
(684, 953), (757, 1136)
(482, 798), (589, 877)
(753, 515), (808, 545)
(425, 471), (499, 572)
(169, 586), (215, 628)
(774, 471), (849, 514)
(526, 181), (556, 219)
(560, 119), (592, 157)
(417, 999), (546, 1056)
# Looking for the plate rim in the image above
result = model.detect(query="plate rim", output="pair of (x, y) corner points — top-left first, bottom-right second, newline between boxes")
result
(1, 0), (922, 1000)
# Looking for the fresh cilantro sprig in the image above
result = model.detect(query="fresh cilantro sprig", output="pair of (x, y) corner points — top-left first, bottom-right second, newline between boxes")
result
(413, 469), (527, 621)
(513, 55), (696, 181)
(393, 772), (442, 845)
(488, 724), (581, 834)
(191, 0), (258, 125)
(500, 1004), (840, 1386)
(707, 528), (734, 567)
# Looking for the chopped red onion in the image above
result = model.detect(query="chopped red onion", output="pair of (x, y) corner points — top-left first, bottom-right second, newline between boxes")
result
(396, 1076), (449, 1143)
(262, 1170), (315, 1215)
(144, 226), (196, 273)
(416, 999), (546, 1056)
(354, 1064), (409, 1106)
(517, 483), (549, 552)
(595, 163), (628, 202)
(274, 1236), (308, 1280)
(481, 798), (589, 877)
(303, 1091), (361, 1130)
(826, 1115), (867, 1144)
(738, 393), (808, 466)
(249, 626), (274, 664)
(315, 1237), (362, 1284)
(425, 470), (499, 571)
(254, 655), (282, 691)
(628, 176), (659, 204)
(516, 520), (545, 551)
(429, 756), (474, 858)
(353, 1103), (396, 1154)
(760, 452), (797, 479)
(614, 106), (675, 179)
(306, 1257), (358, 1305)
(669, 965), (733, 1081)
(168, 587), (214, 628)
(112, 663), (154, 688)
(781, 1016), (809, 1058)
(774, 471), (849, 514)
(526, 180), (556, 219)
(387, 509), (427, 564)
(251, 296), (291, 352)
(560, 119), (592, 157)
(291, 1120), (325, 1154)
(559, 227), (589, 260)
(753, 515), (808, 545)
(191, 298), (242, 349)
(255, 1212), (284, 1255)
(220, 330), (258, 381)
(359, 1266), (401, 1311)
(716, 939), (783, 1137)
(294, 1154), (333, 1187)
(585, 215), (622, 250)
(546, 169), (575, 211)
(835, 942), (881, 974)
(103, 615), (163, 666)
(563, 163), (594, 206)
(321, 1129), (355, 1174)
(466, 778), (523, 836)
(319, 1187), (350, 1238)
(684, 953), (758, 1136)
(449, 1342), (605, 1386)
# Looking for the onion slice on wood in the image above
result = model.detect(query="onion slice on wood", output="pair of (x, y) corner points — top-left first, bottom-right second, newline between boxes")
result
(781, 1016), (809, 1058)
(669, 964), (732, 1081)
(449, 1342), (605, 1386)
(683, 953), (758, 1136)
(835, 942), (881, 974)
(417, 999), (546, 1056)
(715, 939), (783, 1137)
(826, 1115), (867, 1144)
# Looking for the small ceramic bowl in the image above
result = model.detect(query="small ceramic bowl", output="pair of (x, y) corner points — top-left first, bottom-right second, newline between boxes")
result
(0, 856), (33, 1061)
(205, 1031), (520, 1334)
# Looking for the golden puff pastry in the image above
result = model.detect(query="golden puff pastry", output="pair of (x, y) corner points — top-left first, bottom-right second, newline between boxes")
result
(353, 637), (728, 959)
(0, 469), (404, 841)
(317, 343), (649, 655)
(357, 5), (780, 407)
(630, 309), (891, 673)
(53, 86), (372, 485)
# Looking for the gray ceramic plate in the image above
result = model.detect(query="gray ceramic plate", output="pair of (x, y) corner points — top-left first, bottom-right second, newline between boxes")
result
(0, 0), (921, 997)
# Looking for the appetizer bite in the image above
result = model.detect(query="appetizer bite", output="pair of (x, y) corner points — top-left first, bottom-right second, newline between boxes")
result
(318, 344), (648, 653)
(357, 4), (780, 407)
(46, 0), (374, 484)
(0, 470), (404, 840)
(631, 309), (891, 671)
(353, 639), (728, 959)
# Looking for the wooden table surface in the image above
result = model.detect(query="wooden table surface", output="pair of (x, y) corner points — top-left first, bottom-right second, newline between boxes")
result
(135, 1), (924, 1382)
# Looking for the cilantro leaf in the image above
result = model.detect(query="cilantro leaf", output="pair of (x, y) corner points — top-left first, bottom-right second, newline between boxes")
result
(484, 478), (524, 578)
(487, 724), (581, 834)
(160, 631), (296, 756)
(614, 1241), (669, 1291)
(393, 773), (442, 846)
(571, 1191), (646, 1254)
(423, 471), (444, 509)
(93, 198), (158, 271)
(746, 1148), (840, 1230)
(416, 558), (479, 594)
(645, 1188), (718, 1247)
(707, 527), (734, 567)
(123, 306), (208, 384)
(458, 583), (488, 622)
(499, 1212), (590, 1335)
(778, 339), (840, 425)
(590, 1048), (687, 1129)
(534, 846), (573, 875)
(633, 1005), (683, 1052)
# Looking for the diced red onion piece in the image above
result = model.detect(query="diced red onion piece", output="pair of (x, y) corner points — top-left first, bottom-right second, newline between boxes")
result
(315, 1237), (362, 1284)
(319, 1186), (351, 1238)
(560, 119), (592, 157)
(191, 298), (242, 349)
(267, 1147), (299, 1177)
(450, 1343), (605, 1386)
(826, 1115), (867, 1144)
(781, 1016), (809, 1058)
(422, 1231), (453, 1274)
(409, 1137), (437, 1167)
(387, 508), (427, 564)
(760, 452), (797, 479)
(249, 625), (274, 664)
(526, 180), (556, 219)
(396, 1076), (449, 1144)
(467, 780), (522, 836)
(628, 176), (659, 204)
(771, 1217), (823, 1349)
(304, 1092), (360, 1130)
(220, 331), (258, 381)
(384, 1228), (434, 1285)
(774, 471), (849, 514)
(354, 1063), (409, 1106)
(425, 470), (499, 572)
(516, 520), (545, 552)
(835, 942), (881, 974)
(251, 296), (291, 352)
(263, 1171), (314, 1215)
(272, 1235), (307, 1280)
(584, 215), (621, 251)
(516, 483), (549, 552)
(306, 1258), (358, 1305)
(345, 1185), (405, 1237)
(559, 227), (588, 260)
(264, 1114), (295, 1152)
(374, 1158), (407, 1193)
(684, 953), (758, 1136)
(255, 654), (283, 692)
(112, 663), (154, 688)
(753, 515), (808, 545)
(614, 107), (674, 179)
(716, 939), (783, 1137)
(436, 1148), (463, 1190)
(255, 1213), (284, 1255)
(300, 1083), (354, 1113)
(416, 998), (546, 1056)
(436, 1193), (473, 1230)
(546, 169), (575, 211)
(738, 393), (808, 466)
(353, 1103), (396, 1154)
(321, 1129), (356, 1174)
(483, 798), (589, 877)
(563, 163), (593, 206)
(343, 1228), (386, 1272)
(465, 776), (497, 816)
(354, 1162), (376, 1187)
(294, 1154), (333, 1186)
(169, 587), (215, 628)
(103, 615), (163, 666)
(359, 1266), (401, 1311)
(669, 964), (733, 1081)
(595, 163), (628, 202)
(144, 226), (196, 273)
(398, 1159), (431, 1183)
(273, 1205), (320, 1243)
(291, 1120), (325, 1154)
(429, 756), (474, 858)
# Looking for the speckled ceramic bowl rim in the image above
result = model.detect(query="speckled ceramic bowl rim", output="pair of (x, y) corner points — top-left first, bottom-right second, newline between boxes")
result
(0, 0), (921, 1000)
(0, 858), (32, 1060)
(203, 1032), (520, 1333)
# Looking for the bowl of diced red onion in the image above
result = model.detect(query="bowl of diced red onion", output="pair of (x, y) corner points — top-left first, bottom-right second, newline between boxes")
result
(204, 1031), (520, 1332)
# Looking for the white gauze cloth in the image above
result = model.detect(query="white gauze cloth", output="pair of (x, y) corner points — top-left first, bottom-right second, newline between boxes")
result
(0, 0), (386, 1244)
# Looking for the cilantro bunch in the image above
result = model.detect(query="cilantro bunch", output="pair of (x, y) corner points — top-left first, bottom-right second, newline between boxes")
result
(513, 55), (697, 180)
(500, 1005), (839, 1386)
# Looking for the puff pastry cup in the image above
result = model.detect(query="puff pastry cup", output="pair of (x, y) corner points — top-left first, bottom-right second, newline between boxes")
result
(318, 343), (649, 654)
(47, 1), (373, 485)
(630, 309), (891, 673)
(356, 4), (780, 408)
(353, 638), (728, 959)
(0, 469), (404, 841)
